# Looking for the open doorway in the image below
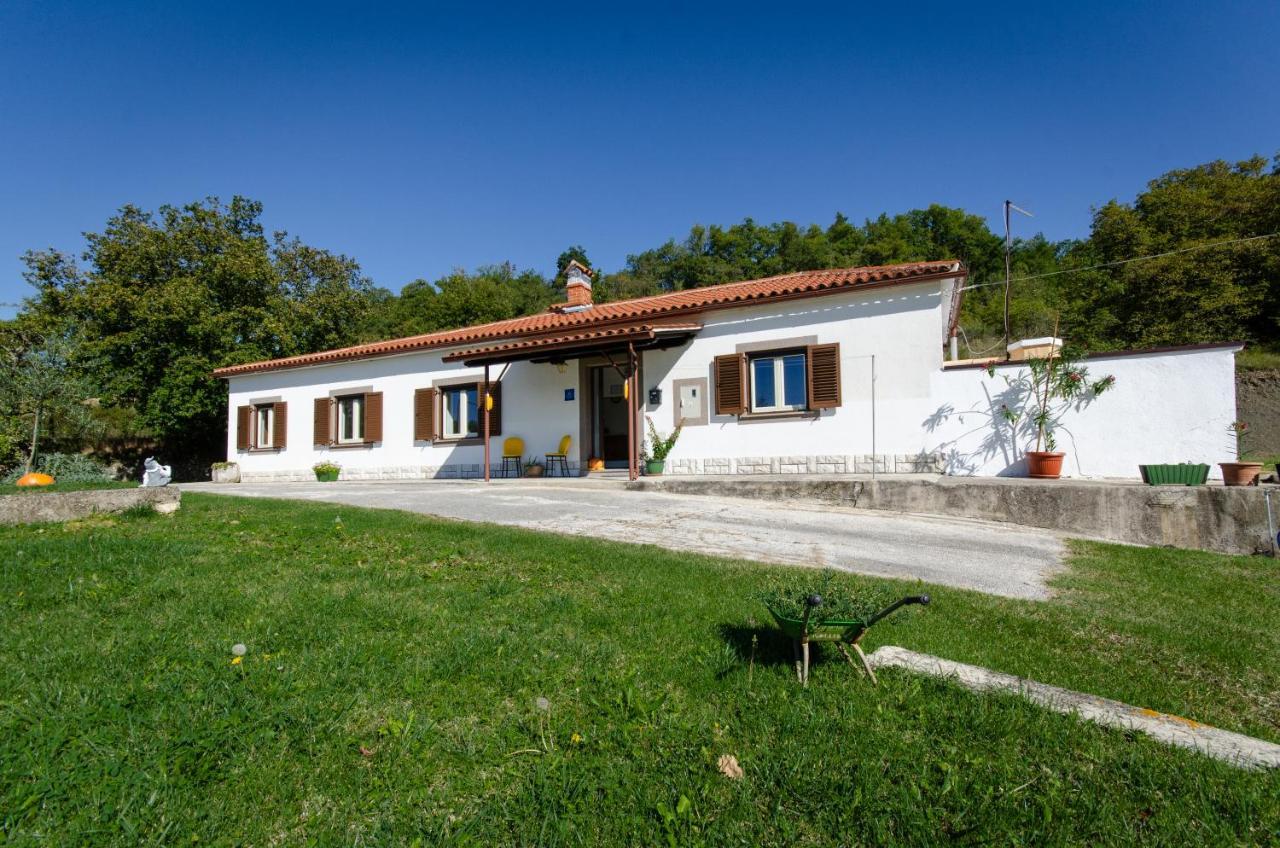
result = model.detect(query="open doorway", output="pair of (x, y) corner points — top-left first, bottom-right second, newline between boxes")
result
(591, 365), (631, 468)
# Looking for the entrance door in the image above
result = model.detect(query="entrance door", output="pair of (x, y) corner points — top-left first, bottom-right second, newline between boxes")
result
(593, 366), (631, 467)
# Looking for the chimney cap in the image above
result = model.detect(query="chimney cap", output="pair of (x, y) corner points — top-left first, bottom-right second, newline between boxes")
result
(563, 259), (595, 280)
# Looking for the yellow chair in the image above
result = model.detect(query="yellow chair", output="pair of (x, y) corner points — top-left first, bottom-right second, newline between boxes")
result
(545, 435), (572, 477)
(501, 436), (525, 478)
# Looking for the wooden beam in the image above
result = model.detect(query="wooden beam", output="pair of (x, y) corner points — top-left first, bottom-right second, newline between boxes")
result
(483, 364), (491, 483)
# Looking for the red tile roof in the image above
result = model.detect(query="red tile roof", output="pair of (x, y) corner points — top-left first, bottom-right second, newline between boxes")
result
(213, 260), (962, 377)
(443, 321), (704, 364)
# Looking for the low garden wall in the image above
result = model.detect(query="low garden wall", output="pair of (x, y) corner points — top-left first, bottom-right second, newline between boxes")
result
(0, 487), (181, 525)
(629, 475), (1279, 556)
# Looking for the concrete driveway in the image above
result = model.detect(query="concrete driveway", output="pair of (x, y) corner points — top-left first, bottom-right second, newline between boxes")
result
(180, 479), (1065, 600)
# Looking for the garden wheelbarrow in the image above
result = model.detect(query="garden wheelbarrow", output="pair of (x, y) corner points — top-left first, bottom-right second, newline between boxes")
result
(765, 594), (930, 686)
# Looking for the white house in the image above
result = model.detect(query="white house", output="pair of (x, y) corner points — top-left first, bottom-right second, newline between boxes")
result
(216, 260), (1242, 481)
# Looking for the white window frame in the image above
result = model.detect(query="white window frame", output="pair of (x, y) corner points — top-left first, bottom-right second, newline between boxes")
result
(254, 404), (274, 448)
(440, 385), (479, 440)
(749, 352), (807, 413)
(336, 395), (365, 444)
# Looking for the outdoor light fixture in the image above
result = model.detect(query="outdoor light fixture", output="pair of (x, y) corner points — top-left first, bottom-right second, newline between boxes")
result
(555, 361), (567, 374)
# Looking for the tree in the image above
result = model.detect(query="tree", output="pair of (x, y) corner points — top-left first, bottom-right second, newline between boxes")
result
(0, 333), (98, 473)
(20, 196), (389, 459)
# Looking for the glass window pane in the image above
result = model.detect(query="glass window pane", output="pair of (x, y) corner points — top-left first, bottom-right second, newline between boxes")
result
(465, 388), (479, 435)
(352, 397), (364, 440)
(752, 357), (776, 409)
(446, 390), (461, 436)
(782, 354), (807, 407)
(341, 400), (353, 441)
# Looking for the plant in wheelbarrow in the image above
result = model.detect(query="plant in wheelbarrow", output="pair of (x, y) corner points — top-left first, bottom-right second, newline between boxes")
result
(757, 571), (930, 686)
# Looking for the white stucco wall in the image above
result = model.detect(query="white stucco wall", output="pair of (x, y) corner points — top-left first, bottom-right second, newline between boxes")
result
(923, 346), (1241, 479)
(225, 350), (582, 481)
(223, 276), (1239, 482)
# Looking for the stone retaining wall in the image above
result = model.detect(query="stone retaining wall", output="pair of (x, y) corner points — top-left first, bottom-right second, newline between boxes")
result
(630, 475), (1279, 556)
(0, 487), (181, 525)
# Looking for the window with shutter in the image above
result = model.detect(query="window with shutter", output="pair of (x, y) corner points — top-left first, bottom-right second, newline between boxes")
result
(713, 353), (746, 415)
(236, 405), (251, 451)
(414, 388), (436, 442)
(313, 397), (331, 446)
(272, 402), (288, 449)
(364, 392), (383, 443)
(806, 343), (841, 409)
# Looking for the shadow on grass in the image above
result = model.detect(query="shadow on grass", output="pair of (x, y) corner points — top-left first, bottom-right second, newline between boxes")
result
(717, 622), (848, 678)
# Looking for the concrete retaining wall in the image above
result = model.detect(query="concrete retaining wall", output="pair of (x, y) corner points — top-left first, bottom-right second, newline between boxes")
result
(0, 487), (181, 525)
(629, 475), (1279, 555)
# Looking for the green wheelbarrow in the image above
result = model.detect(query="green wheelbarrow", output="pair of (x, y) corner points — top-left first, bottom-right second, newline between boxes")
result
(765, 594), (930, 686)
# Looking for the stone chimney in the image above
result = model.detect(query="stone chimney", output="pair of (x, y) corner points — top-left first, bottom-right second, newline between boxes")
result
(563, 260), (594, 308)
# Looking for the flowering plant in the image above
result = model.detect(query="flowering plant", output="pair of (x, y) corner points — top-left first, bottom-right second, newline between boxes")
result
(988, 350), (1115, 453)
(312, 461), (341, 475)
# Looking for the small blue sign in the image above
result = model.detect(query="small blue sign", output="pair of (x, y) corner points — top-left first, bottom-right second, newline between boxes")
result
(564, 388), (575, 401)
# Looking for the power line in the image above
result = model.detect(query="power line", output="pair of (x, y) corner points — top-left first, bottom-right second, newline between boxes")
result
(958, 230), (1280, 293)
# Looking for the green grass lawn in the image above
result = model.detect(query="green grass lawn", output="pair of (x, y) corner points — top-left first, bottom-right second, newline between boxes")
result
(1, 495), (1277, 845)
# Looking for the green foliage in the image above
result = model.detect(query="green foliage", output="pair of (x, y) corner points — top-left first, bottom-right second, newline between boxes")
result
(0, 333), (100, 473)
(19, 197), (387, 455)
(311, 461), (341, 475)
(987, 352), (1115, 452)
(756, 569), (895, 624)
(1, 452), (111, 484)
(642, 417), (682, 462)
(0, 496), (1276, 843)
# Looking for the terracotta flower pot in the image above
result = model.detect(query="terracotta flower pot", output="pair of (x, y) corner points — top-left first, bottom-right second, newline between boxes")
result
(587, 456), (605, 472)
(1025, 451), (1065, 479)
(1219, 462), (1262, 487)
(525, 464), (545, 478)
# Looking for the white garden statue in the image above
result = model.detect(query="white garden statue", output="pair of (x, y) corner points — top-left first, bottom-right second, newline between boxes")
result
(140, 457), (172, 488)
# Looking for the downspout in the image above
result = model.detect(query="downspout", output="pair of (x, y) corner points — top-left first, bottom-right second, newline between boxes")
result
(1266, 488), (1277, 558)
(871, 354), (877, 481)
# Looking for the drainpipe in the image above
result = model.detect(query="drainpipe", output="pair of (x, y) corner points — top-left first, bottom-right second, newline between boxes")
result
(871, 354), (877, 481)
(949, 333), (958, 362)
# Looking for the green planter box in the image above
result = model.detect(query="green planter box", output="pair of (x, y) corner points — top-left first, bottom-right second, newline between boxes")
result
(314, 469), (340, 482)
(645, 460), (666, 475)
(1139, 463), (1209, 486)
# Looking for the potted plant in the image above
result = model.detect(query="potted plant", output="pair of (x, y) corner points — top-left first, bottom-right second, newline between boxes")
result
(211, 461), (240, 484)
(643, 417), (682, 475)
(313, 461), (341, 482)
(524, 459), (545, 478)
(987, 345), (1115, 480)
(1138, 462), (1209, 486)
(1220, 421), (1263, 486)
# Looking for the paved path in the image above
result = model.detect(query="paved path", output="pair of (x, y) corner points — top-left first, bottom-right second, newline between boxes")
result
(180, 480), (1065, 599)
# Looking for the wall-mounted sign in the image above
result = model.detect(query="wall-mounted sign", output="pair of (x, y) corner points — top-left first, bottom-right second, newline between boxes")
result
(564, 388), (575, 402)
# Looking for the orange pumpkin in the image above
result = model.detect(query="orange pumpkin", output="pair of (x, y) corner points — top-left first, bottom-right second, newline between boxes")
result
(16, 472), (55, 487)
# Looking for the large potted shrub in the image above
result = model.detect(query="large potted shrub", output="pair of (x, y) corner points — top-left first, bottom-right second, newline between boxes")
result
(642, 417), (682, 475)
(211, 461), (240, 483)
(987, 346), (1115, 479)
(1220, 421), (1263, 486)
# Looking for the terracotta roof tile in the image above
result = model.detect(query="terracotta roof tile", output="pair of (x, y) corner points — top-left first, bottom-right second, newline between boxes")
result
(214, 260), (962, 377)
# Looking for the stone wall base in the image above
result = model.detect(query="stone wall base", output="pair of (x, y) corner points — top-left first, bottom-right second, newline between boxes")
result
(667, 453), (943, 476)
(240, 463), (584, 483)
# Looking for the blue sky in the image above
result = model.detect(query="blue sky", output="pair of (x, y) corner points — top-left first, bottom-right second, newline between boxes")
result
(1, 1), (1277, 314)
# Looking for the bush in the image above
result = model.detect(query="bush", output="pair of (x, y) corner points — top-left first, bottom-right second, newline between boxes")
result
(1, 452), (113, 484)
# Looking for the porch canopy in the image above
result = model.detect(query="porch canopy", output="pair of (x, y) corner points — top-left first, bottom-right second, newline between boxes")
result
(442, 321), (701, 481)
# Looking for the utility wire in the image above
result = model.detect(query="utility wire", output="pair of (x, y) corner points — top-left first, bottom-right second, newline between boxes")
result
(957, 231), (1280, 293)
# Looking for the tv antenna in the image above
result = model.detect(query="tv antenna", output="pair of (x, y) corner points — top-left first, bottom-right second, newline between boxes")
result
(1003, 200), (1034, 351)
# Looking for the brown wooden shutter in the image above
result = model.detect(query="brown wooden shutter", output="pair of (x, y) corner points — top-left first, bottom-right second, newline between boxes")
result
(414, 388), (436, 442)
(236, 405), (251, 450)
(714, 353), (747, 415)
(484, 381), (502, 437)
(807, 343), (842, 410)
(313, 397), (331, 446)
(364, 391), (383, 443)
(272, 402), (288, 448)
